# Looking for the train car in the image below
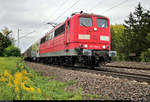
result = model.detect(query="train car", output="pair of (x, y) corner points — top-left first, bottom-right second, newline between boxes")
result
(24, 41), (40, 61)
(26, 11), (116, 67)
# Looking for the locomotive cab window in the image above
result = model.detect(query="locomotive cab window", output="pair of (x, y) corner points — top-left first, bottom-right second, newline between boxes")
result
(40, 37), (46, 44)
(67, 21), (70, 28)
(97, 18), (108, 28)
(79, 17), (92, 27)
(54, 24), (65, 37)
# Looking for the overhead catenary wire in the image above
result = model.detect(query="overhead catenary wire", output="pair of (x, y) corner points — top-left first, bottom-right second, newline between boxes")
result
(52, 0), (69, 14)
(44, 0), (69, 23)
(111, 15), (128, 24)
(101, 0), (129, 14)
(19, 31), (36, 39)
(87, 0), (131, 24)
(54, 0), (81, 22)
(89, 0), (104, 12)
(110, 0), (140, 24)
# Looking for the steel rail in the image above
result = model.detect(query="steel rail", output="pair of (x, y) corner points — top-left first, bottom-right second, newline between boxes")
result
(102, 65), (150, 70)
(25, 61), (150, 83)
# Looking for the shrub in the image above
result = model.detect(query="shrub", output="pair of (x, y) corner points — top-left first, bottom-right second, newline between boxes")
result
(3, 45), (21, 57)
(140, 48), (150, 62)
(112, 53), (126, 61)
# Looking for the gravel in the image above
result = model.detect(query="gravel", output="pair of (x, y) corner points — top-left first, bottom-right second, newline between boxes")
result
(106, 61), (150, 69)
(101, 66), (150, 76)
(25, 61), (150, 101)
(105, 61), (150, 76)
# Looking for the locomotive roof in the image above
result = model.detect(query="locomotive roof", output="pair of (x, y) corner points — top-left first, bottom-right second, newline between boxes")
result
(72, 12), (108, 18)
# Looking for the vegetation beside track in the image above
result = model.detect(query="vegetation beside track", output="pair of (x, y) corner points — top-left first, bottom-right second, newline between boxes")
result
(0, 57), (86, 100)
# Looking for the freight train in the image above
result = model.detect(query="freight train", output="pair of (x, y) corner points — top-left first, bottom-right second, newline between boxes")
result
(24, 11), (116, 67)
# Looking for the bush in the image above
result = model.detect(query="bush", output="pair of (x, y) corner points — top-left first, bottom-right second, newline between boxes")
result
(140, 48), (150, 62)
(112, 53), (126, 61)
(3, 45), (21, 57)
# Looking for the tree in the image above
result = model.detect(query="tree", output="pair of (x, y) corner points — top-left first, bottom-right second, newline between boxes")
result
(3, 45), (21, 57)
(1, 27), (12, 37)
(123, 3), (150, 61)
(111, 24), (127, 61)
(111, 24), (125, 52)
(0, 33), (11, 56)
(0, 27), (14, 56)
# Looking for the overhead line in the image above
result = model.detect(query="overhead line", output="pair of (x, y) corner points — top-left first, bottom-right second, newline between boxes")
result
(111, 15), (128, 24)
(89, 0), (103, 12)
(46, 0), (69, 23)
(52, 0), (69, 14)
(19, 31), (36, 39)
(102, 0), (128, 14)
(110, 0), (138, 23)
(54, 0), (81, 22)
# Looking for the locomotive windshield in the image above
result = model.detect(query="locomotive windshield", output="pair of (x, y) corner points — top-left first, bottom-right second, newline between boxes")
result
(97, 18), (108, 28)
(79, 17), (92, 26)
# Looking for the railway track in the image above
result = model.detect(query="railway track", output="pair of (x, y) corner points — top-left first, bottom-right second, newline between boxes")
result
(94, 67), (150, 83)
(102, 65), (150, 70)
(63, 66), (150, 83)
(25, 61), (150, 83)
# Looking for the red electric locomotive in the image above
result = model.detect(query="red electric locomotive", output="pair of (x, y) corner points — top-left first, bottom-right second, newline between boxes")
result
(26, 11), (116, 67)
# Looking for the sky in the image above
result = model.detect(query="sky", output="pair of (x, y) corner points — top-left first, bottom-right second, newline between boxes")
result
(0, 0), (150, 53)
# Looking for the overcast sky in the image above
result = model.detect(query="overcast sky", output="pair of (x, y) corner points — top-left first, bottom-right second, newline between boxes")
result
(0, 0), (150, 53)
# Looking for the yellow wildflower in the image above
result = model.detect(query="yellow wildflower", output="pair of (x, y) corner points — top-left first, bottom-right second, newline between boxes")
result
(24, 86), (34, 93)
(2, 70), (12, 80)
(21, 82), (34, 93)
(22, 70), (27, 74)
(8, 81), (13, 87)
(23, 76), (29, 80)
(24, 81), (27, 84)
(14, 72), (23, 82)
(4, 70), (9, 77)
(37, 88), (41, 93)
(28, 73), (32, 77)
(20, 65), (24, 69)
(21, 82), (26, 89)
(0, 76), (6, 82)
(30, 87), (34, 92)
(13, 79), (20, 85)
(6, 72), (13, 80)
(15, 86), (19, 92)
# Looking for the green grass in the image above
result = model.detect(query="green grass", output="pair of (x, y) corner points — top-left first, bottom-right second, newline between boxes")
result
(0, 57), (105, 100)
(0, 57), (84, 100)
(0, 57), (20, 71)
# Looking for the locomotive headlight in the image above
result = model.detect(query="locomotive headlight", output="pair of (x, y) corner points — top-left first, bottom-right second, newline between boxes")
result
(107, 46), (109, 49)
(102, 45), (106, 49)
(94, 27), (97, 31)
(84, 44), (88, 48)
(80, 44), (83, 48)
